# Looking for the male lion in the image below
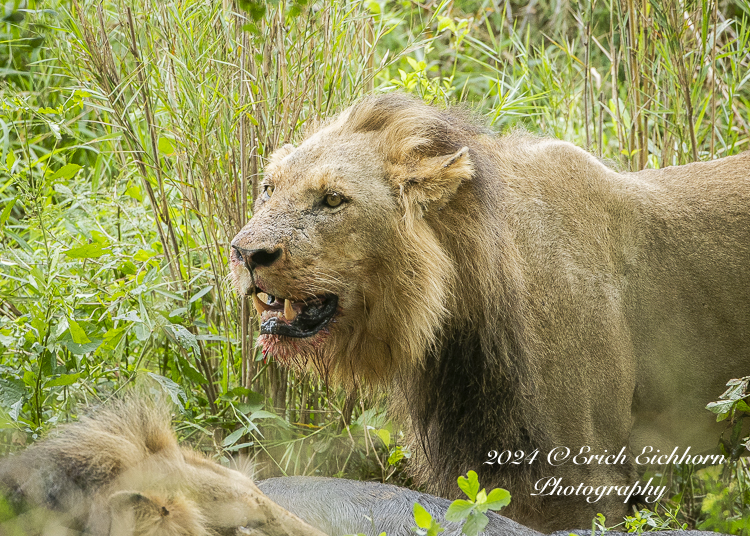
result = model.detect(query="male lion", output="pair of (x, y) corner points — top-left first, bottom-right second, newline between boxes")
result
(230, 93), (750, 531)
(0, 397), (326, 536)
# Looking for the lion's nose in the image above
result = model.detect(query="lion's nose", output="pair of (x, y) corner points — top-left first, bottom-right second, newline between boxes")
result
(232, 245), (282, 271)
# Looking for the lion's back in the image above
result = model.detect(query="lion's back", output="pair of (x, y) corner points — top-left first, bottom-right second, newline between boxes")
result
(493, 140), (750, 452)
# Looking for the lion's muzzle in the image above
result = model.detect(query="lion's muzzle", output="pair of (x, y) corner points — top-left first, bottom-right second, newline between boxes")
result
(230, 240), (340, 340)
(232, 244), (282, 270)
(253, 292), (338, 338)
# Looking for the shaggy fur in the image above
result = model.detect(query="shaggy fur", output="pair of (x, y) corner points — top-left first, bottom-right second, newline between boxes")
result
(230, 93), (750, 531)
(0, 398), (326, 536)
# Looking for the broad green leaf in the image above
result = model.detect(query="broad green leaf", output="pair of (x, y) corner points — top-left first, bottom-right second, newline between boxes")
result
(189, 285), (213, 303)
(220, 389), (264, 412)
(147, 372), (188, 410)
(50, 163), (82, 180)
(120, 260), (137, 275)
(388, 446), (406, 466)
(0, 197), (16, 232)
(22, 370), (36, 388)
(437, 15), (453, 33)
(64, 243), (111, 259)
(224, 441), (254, 452)
(427, 522), (445, 536)
(375, 428), (390, 448)
(9, 400), (22, 423)
(484, 488), (511, 510)
(158, 136), (176, 155)
(719, 378), (749, 400)
(223, 386), (252, 398)
(0, 407), (16, 430)
(706, 400), (733, 421)
(461, 512), (489, 536)
(125, 183), (143, 202)
(40, 349), (56, 376)
(114, 311), (142, 323)
(413, 503), (433, 529)
(134, 249), (156, 262)
(0, 332), (14, 347)
(176, 351), (208, 384)
(46, 373), (81, 387)
(68, 317), (91, 344)
(457, 470), (480, 501)
(444, 499), (474, 522)
(168, 307), (188, 320)
(0, 376), (25, 409)
(63, 337), (102, 355)
(248, 409), (279, 421)
(223, 427), (247, 447)
(90, 230), (109, 244)
(165, 324), (201, 356)
(134, 321), (151, 342)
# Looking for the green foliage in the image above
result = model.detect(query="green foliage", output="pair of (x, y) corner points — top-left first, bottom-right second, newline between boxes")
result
(592, 506), (687, 535)
(395, 471), (511, 536)
(413, 502), (445, 536)
(0, 0), (403, 482)
(444, 471), (511, 536)
(707, 376), (750, 461)
(695, 376), (750, 534)
(623, 508), (688, 533)
(349, 470), (511, 536)
(695, 464), (750, 535)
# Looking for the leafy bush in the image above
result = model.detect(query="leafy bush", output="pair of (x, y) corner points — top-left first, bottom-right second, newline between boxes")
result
(350, 470), (511, 536)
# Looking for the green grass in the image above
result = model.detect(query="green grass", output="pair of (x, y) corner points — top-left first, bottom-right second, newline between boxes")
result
(1, 0), (749, 531)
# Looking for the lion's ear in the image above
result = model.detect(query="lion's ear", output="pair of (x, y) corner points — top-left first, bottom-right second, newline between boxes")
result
(100, 491), (157, 536)
(103, 491), (203, 536)
(393, 146), (473, 213)
(268, 143), (296, 166)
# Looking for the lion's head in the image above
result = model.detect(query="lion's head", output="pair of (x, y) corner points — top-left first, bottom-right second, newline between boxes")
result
(230, 94), (486, 385)
(0, 397), (326, 536)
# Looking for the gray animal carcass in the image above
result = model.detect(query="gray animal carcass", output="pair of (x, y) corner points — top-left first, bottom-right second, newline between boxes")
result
(258, 476), (541, 536)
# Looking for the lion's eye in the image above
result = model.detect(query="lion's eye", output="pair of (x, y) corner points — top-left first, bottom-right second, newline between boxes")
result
(261, 185), (274, 201)
(324, 192), (343, 208)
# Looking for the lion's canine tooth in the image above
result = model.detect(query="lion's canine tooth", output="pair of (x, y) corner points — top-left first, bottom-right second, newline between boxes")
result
(284, 299), (297, 322)
(257, 292), (269, 303)
(252, 292), (270, 316)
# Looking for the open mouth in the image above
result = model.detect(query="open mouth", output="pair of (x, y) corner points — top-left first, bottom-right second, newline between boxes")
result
(251, 291), (338, 338)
